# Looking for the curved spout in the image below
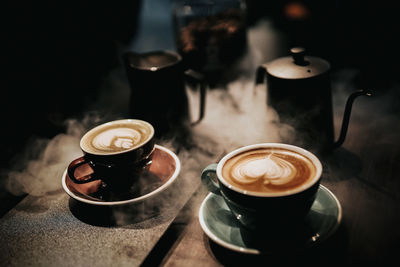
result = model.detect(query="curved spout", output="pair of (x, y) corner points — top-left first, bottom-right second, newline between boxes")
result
(334, 89), (372, 148)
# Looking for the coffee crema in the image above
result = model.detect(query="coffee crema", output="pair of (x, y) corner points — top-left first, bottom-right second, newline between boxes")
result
(222, 148), (317, 194)
(81, 120), (154, 155)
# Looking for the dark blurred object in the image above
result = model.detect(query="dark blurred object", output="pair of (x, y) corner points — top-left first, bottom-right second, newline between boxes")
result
(2, 1), (141, 170)
(245, 0), (400, 92)
(123, 50), (206, 139)
(173, 0), (247, 87)
(256, 47), (371, 151)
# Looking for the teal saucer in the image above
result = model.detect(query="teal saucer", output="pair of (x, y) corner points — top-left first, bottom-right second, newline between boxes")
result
(198, 184), (342, 255)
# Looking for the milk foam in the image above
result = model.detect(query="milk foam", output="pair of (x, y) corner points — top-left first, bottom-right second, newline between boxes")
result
(81, 120), (154, 155)
(231, 154), (297, 186)
(92, 127), (142, 152)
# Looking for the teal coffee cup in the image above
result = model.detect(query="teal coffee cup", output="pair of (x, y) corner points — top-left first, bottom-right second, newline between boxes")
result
(201, 143), (323, 231)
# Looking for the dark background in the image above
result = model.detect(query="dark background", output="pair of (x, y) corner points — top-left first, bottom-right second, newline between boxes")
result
(2, 0), (400, 213)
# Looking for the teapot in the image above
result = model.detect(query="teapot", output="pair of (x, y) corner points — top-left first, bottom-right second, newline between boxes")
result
(256, 47), (371, 151)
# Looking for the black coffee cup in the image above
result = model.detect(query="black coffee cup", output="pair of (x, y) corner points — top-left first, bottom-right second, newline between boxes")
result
(67, 119), (155, 190)
(201, 143), (323, 231)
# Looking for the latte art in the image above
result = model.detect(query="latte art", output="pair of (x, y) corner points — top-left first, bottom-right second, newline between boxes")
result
(81, 120), (154, 155)
(92, 128), (141, 152)
(222, 148), (317, 194)
(231, 155), (297, 186)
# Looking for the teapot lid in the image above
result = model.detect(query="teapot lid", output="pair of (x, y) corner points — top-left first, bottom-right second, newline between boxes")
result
(266, 47), (330, 79)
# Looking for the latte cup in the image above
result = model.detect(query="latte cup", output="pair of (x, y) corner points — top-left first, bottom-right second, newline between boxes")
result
(68, 119), (155, 190)
(201, 143), (323, 231)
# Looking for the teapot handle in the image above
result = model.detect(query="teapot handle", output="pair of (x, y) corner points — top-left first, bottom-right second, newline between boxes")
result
(334, 89), (372, 148)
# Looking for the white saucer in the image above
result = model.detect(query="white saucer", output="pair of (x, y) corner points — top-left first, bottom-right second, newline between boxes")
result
(198, 184), (342, 255)
(62, 145), (180, 206)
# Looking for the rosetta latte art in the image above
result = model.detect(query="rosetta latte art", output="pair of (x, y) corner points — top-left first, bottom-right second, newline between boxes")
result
(92, 128), (142, 152)
(230, 154), (297, 186)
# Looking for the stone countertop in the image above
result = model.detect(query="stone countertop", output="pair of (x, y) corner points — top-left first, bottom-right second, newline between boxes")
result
(0, 147), (210, 267)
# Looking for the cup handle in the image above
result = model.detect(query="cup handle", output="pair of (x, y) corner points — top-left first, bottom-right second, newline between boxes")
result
(184, 69), (206, 125)
(67, 157), (100, 184)
(201, 163), (221, 195)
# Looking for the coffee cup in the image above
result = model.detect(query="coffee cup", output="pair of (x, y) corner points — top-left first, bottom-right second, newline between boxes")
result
(201, 143), (323, 231)
(67, 119), (155, 190)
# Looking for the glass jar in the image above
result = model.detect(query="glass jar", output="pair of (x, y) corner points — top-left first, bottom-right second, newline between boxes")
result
(173, 0), (247, 86)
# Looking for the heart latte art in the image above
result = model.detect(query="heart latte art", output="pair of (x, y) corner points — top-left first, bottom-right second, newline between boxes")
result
(230, 154), (297, 185)
(222, 148), (317, 193)
(81, 120), (154, 155)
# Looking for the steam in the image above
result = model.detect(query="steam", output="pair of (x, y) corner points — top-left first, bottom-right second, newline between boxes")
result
(188, 18), (293, 153)
(188, 81), (294, 153)
(5, 88), (291, 198)
(5, 19), (293, 198)
(6, 117), (99, 196)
